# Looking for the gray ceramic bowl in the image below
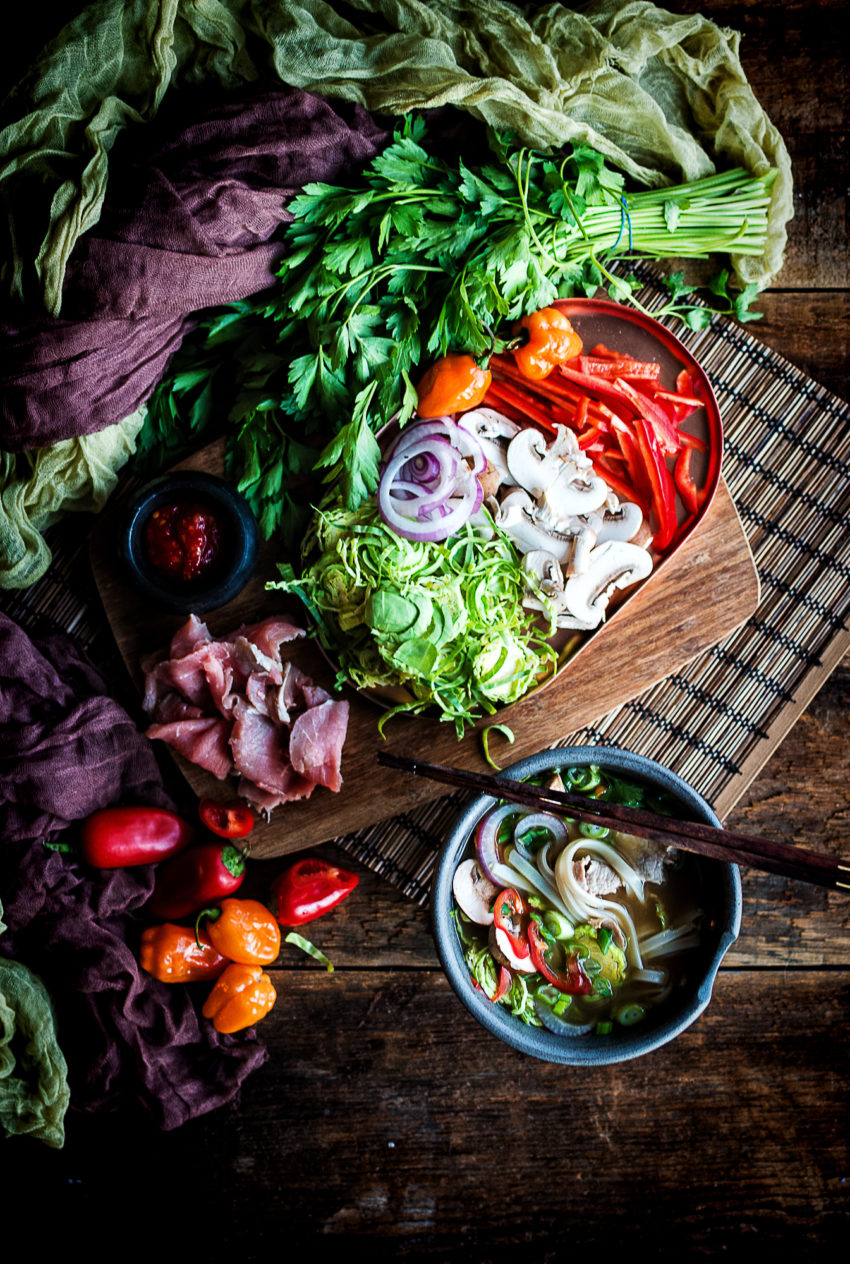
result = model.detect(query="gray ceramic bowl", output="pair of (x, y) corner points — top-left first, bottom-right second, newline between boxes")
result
(119, 471), (259, 614)
(431, 746), (741, 1065)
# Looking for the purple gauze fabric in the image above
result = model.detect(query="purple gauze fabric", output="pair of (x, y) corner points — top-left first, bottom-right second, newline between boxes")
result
(0, 84), (388, 451)
(0, 612), (268, 1128)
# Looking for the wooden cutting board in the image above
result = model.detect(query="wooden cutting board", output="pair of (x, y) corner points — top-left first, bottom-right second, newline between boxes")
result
(90, 440), (759, 858)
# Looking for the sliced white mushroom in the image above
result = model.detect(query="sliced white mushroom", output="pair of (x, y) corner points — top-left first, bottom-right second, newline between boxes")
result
(457, 408), (520, 489)
(521, 549), (565, 616)
(507, 425), (609, 521)
(555, 539), (654, 631)
(494, 490), (575, 561)
(593, 501), (644, 544)
(452, 858), (499, 925)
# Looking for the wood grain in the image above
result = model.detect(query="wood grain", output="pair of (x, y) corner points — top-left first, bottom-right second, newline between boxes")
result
(10, 1), (850, 1255)
(89, 446), (759, 857)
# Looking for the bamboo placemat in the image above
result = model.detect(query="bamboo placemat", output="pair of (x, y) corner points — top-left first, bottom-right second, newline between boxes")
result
(4, 269), (849, 904)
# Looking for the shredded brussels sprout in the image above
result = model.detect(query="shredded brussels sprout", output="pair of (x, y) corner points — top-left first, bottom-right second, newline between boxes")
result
(270, 499), (557, 735)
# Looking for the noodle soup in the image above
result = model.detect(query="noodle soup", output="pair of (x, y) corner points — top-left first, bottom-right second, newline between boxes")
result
(451, 763), (710, 1039)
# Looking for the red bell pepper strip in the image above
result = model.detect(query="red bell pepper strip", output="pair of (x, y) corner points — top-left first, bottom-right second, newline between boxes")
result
(486, 379), (560, 432)
(678, 430), (709, 454)
(652, 387), (703, 412)
(492, 888), (531, 962)
(492, 354), (616, 425)
(674, 445), (703, 516)
(577, 424), (602, 450)
(592, 456), (644, 515)
(612, 376), (680, 457)
(633, 416), (678, 551)
(556, 364), (640, 414)
(578, 356), (661, 381)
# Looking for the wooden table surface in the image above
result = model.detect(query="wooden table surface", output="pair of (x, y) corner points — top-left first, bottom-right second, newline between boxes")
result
(4, 1), (849, 1256)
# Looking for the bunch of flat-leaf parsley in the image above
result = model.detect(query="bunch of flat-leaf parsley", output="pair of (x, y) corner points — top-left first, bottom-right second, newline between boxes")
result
(138, 115), (775, 549)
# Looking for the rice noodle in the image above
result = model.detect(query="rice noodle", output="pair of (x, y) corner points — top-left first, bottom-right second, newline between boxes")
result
(499, 849), (575, 921)
(630, 967), (668, 986)
(641, 922), (702, 959)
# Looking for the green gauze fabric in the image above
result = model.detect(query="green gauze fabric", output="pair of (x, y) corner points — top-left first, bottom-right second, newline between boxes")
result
(0, 408), (146, 589)
(0, 0), (793, 318)
(0, 904), (71, 1150)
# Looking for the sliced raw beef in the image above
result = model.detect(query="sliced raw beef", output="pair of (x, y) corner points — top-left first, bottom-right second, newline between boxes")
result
(145, 716), (233, 780)
(169, 613), (213, 658)
(289, 700), (349, 793)
(142, 612), (349, 812)
(237, 617), (305, 663)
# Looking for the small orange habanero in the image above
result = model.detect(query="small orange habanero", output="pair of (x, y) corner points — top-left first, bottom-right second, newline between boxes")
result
(202, 963), (277, 1034)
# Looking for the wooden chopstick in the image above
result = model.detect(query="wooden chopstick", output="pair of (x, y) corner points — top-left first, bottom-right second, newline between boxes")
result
(377, 752), (850, 893)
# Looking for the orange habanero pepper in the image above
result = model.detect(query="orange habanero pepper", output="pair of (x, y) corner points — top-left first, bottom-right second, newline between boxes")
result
(416, 354), (492, 418)
(139, 923), (229, 983)
(202, 963), (277, 1034)
(200, 898), (281, 965)
(513, 307), (583, 381)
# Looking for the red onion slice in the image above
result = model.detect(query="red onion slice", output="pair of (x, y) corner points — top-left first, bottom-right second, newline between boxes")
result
(377, 420), (486, 543)
(475, 803), (534, 884)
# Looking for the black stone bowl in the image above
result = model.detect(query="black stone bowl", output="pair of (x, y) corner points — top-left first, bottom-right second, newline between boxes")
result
(119, 472), (259, 614)
(431, 746), (741, 1066)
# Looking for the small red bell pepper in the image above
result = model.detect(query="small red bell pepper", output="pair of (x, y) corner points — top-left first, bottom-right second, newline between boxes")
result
(145, 840), (247, 921)
(527, 922), (593, 995)
(271, 857), (359, 926)
(80, 806), (194, 869)
(198, 797), (253, 839)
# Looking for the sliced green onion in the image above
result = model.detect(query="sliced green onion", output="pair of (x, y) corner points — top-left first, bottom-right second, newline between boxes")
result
(597, 926), (613, 955)
(543, 910), (575, 940)
(578, 821), (610, 840)
(614, 1003), (647, 1027)
(564, 765), (603, 792)
(595, 1021), (613, 1036)
(481, 723), (515, 770)
(284, 932), (334, 972)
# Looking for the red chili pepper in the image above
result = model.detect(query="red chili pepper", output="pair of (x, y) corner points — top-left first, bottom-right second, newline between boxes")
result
(416, 354), (492, 418)
(80, 806), (194, 869)
(198, 797), (254, 839)
(145, 841), (247, 921)
(492, 888), (530, 962)
(271, 857), (359, 926)
(527, 922), (593, 995)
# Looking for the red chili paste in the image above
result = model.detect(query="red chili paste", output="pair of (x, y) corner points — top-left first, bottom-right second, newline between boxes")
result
(144, 501), (224, 582)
